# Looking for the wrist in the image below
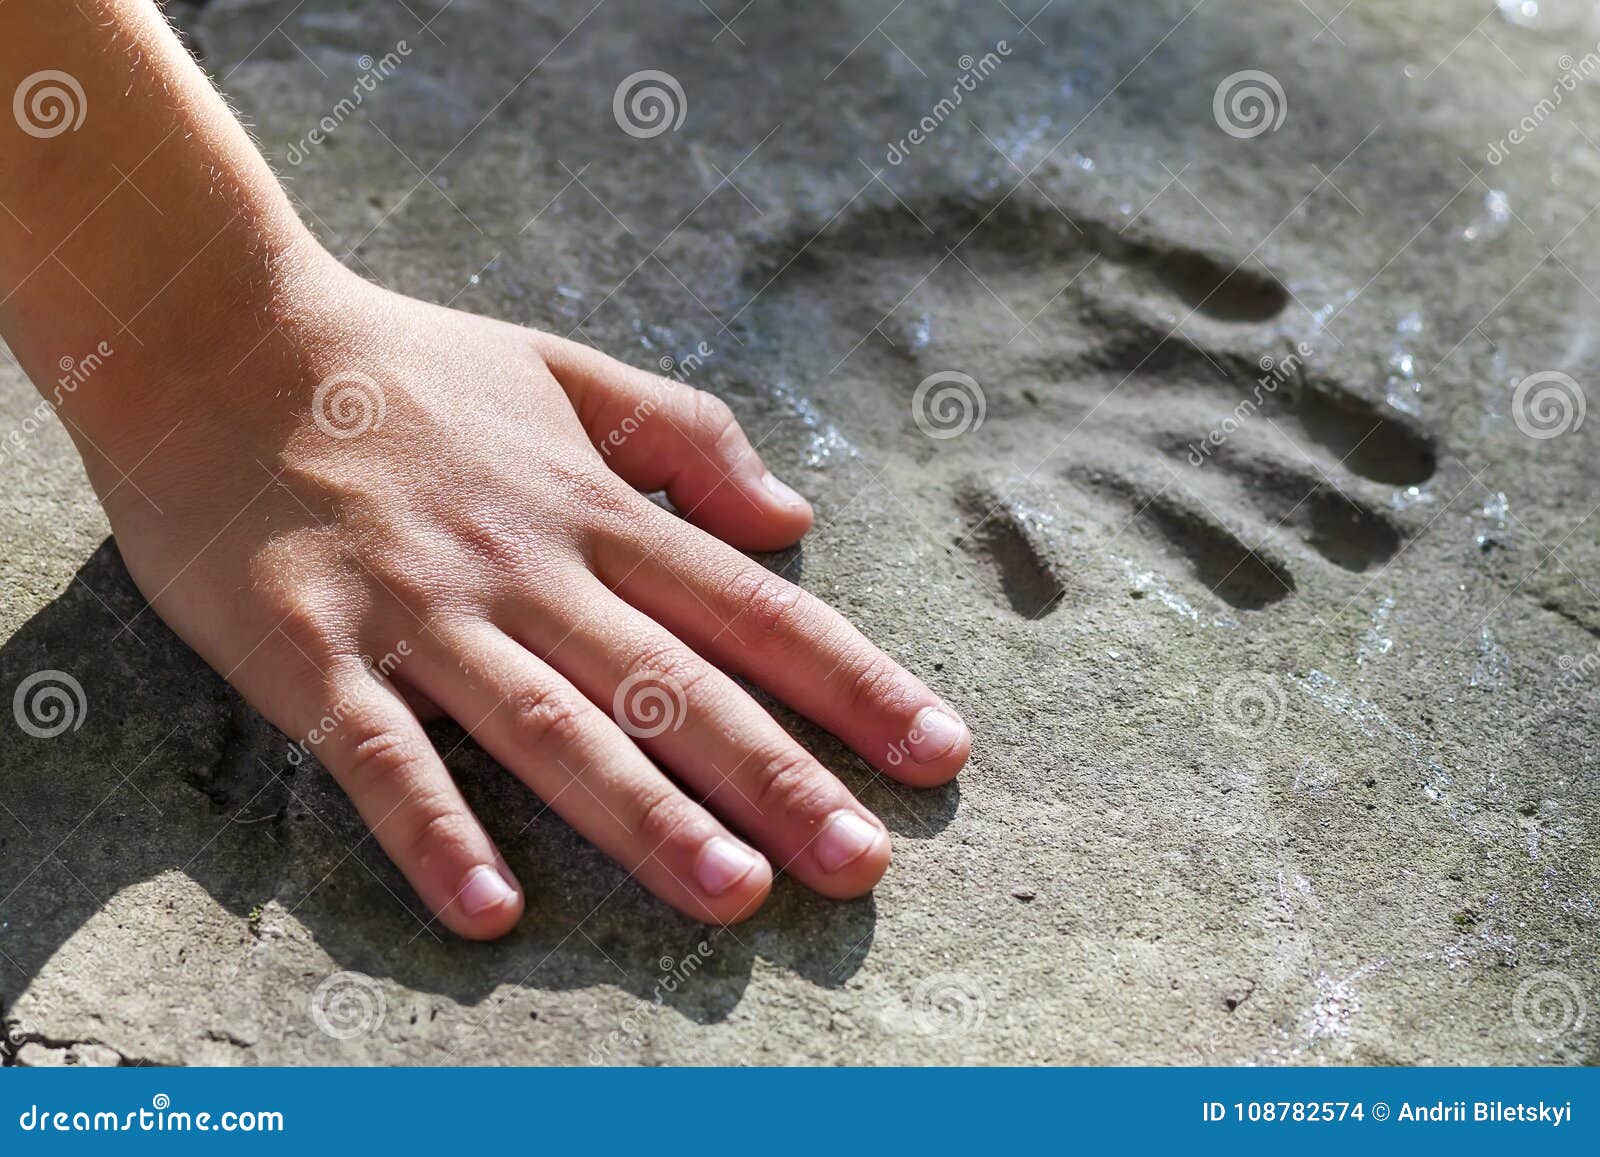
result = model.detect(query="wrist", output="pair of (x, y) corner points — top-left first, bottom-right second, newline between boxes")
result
(0, 0), (347, 462)
(10, 216), (342, 440)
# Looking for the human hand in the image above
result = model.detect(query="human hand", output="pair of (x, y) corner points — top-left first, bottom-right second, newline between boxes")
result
(0, 0), (968, 939)
(83, 248), (969, 939)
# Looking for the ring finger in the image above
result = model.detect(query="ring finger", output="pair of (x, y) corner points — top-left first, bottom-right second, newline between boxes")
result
(406, 620), (774, 924)
(507, 581), (892, 898)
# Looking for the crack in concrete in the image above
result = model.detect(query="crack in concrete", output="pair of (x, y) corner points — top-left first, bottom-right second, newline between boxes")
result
(1, 1020), (166, 1068)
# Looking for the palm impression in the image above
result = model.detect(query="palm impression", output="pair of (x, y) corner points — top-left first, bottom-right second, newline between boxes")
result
(742, 196), (1439, 622)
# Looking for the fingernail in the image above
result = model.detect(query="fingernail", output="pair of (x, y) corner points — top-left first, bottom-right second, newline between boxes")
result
(762, 471), (808, 509)
(816, 811), (883, 874)
(458, 865), (515, 915)
(908, 707), (965, 764)
(695, 836), (760, 896)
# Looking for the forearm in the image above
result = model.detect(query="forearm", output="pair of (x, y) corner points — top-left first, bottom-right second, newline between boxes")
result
(0, 0), (318, 430)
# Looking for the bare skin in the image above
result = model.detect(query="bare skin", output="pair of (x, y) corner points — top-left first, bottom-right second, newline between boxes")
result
(0, 2), (969, 938)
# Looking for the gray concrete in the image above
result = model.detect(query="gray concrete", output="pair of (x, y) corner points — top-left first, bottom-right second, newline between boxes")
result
(2, 0), (1597, 1064)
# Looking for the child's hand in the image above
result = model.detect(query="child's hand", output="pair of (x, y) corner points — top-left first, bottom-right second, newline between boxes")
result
(87, 251), (969, 938)
(0, 1), (967, 938)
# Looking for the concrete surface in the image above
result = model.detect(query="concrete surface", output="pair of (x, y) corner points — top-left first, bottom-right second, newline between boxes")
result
(2, 0), (1598, 1064)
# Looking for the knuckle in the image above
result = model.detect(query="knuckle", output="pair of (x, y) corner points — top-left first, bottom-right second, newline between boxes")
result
(503, 684), (589, 751)
(746, 746), (833, 820)
(620, 640), (712, 700)
(520, 329), (561, 374)
(272, 599), (340, 668)
(689, 391), (744, 457)
(359, 529), (459, 602)
(689, 389), (737, 435)
(450, 509), (528, 574)
(548, 461), (653, 529)
(403, 804), (479, 875)
(338, 726), (418, 791)
(632, 787), (697, 850)
(723, 568), (809, 641)
(843, 652), (909, 716)
(554, 461), (627, 509)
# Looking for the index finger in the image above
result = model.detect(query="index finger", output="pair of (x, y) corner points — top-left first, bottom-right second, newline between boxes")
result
(592, 511), (971, 787)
